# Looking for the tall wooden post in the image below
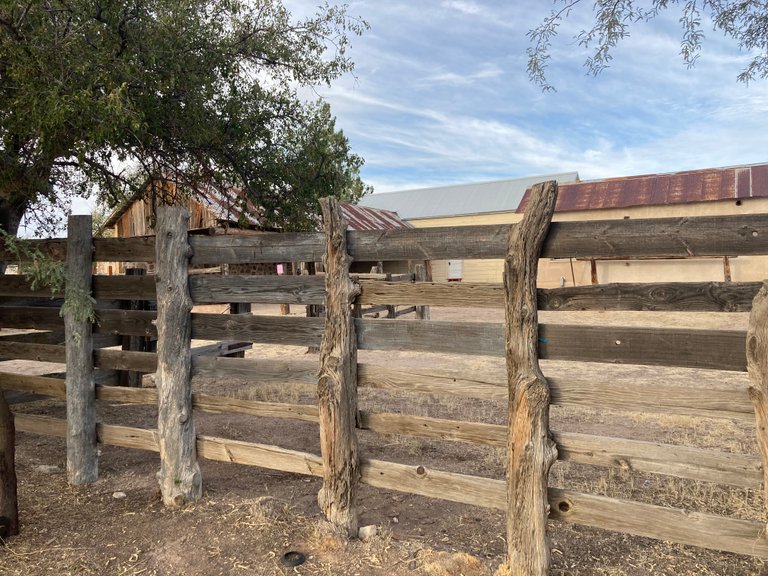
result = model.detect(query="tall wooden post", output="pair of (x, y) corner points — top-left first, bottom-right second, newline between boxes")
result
(414, 263), (431, 320)
(502, 181), (559, 576)
(155, 206), (201, 507)
(317, 197), (360, 537)
(747, 280), (768, 527)
(0, 392), (18, 538)
(65, 215), (98, 484)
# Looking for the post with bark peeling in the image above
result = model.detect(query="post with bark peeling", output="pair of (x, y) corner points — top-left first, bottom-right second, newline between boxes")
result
(317, 197), (360, 537)
(65, 214), (98, 484)
(502, 181), (559, 576)
(155, 206), (201, 507)
(747, 280), (768, 529)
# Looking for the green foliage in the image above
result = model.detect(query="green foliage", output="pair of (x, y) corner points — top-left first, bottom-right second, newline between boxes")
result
(0, 0), (370, 234)
(0, 230), (95, 323)
(528, 0), (768, 91)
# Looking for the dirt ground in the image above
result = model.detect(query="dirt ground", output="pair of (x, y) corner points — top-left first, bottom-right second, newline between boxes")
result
(1, 305), (766, 575)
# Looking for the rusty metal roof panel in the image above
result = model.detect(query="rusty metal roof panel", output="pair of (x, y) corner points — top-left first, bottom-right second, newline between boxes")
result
(340, 203), (411, 230)
(517, 163), (768, 213)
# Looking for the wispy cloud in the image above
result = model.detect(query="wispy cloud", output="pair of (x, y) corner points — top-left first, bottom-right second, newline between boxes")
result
(288, 0), (768, 192)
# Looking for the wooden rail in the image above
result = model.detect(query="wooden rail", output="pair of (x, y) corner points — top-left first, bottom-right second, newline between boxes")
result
(4, 208), (768, 566)
(12, 413), (767, 559)
(5, 213), (768, 264)
(1, 373), (758, 489)
(0, 338), (754, 422)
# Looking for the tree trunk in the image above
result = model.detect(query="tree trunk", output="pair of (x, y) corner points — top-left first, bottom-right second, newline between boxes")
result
(0, 199), (27, 274)
(503, 181), (559, 576)
(0, 198), (25, 535)
(317, 197), (360, 537)
(155, 206), (201, 507)
(0, 392), (18, 539)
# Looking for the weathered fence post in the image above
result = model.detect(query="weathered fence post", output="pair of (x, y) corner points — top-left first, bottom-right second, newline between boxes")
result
(0, 392), (18, 538)
(65, 214), (98, 484)
(155, 206), (201, 507)
(317, 197), (360, 537)
(414, 263), (431, 320)
(502, 181), (559, 576)
(747, 280), (768, 527)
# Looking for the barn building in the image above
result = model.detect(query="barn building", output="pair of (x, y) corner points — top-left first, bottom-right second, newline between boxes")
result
(359, 163), (768, 287)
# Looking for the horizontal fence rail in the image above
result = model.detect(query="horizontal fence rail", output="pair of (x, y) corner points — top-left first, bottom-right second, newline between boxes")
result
(0, 274), (762, 313)
(0, 309), (749, 370)
(12, 413), (768, 559)
(5, 214), (768, 264)
(0, 340), (753, 421)
(0, 372), (759, 490)
(4, 204), (768, 569)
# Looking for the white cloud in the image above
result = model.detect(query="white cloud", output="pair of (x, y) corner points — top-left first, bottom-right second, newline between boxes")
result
(440, 1), (483, 16)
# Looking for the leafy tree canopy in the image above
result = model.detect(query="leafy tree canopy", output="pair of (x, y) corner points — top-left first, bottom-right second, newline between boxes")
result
(0, 0), (370, 235)
(528, 0), (768, 91)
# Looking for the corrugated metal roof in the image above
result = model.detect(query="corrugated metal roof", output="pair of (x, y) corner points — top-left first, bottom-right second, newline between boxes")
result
(340, 203), (411, 230)
(517, 163), (768, 213)
(358, 172), (580, 220)
(196, 186), (263, 227)
(103, 182), (265, 230)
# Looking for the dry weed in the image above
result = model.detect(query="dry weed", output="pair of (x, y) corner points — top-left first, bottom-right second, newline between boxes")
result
(419, 550), (492, 576)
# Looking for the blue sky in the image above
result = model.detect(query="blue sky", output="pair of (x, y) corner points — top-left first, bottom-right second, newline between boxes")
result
(289, 0), (768, 193)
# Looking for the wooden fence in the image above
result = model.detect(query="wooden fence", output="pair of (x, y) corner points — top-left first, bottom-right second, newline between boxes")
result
(2, 185), (768, 573)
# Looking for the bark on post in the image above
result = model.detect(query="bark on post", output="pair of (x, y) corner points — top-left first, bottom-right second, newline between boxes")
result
(65, 215), (98, 484)
(155, 206), (201, 507)
(414, 264), (431, 320)
(0, 392), (18, 538)
(747, 280), (768, 527)
(317, 197), (360, 537)
(502, 181), (559, 576)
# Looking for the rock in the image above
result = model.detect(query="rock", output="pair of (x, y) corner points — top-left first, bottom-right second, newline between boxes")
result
(358, 524), (377, 541)
(112, 491), (127, 500)
(392, 516), (399, 524)
(34, 465), (60, 475)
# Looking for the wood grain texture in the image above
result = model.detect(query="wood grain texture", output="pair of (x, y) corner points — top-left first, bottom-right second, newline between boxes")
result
(191, 356), (316, 384)
(548, 487), (768, 558)
(189, 274), (325, 305)
(92, 275), (156, 300)
(360, 280), (761, 312)
(502, 180), (559, 575)
(1, 373), (752, 489)
(64, 215), (98, 485)
(316, 197), (360, 536)
(13, 414), (767, 559)
(0, 342), (66, 364)
(356, 319), (748, 371)
(538, 281), (761, 312)
(191, 314), (324, 346)
(746, 280), (768, 526)
(6, 213), (768, 264)
(343, 214), (768, 261)
(154, 206), (201, 507)
(0, 275), (61, 298)
(0, 373), (66, 398)
(189, 232), (324, 265)
(359, 364), (753, 420)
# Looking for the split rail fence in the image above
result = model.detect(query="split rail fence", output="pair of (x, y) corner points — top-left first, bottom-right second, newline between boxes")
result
(2, 185), (768, 572)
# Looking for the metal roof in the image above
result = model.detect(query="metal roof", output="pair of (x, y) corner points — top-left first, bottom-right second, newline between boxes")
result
(358, 172), (580, 220)
(517, 162), (768, 213)
(340, 203), (411, 230)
